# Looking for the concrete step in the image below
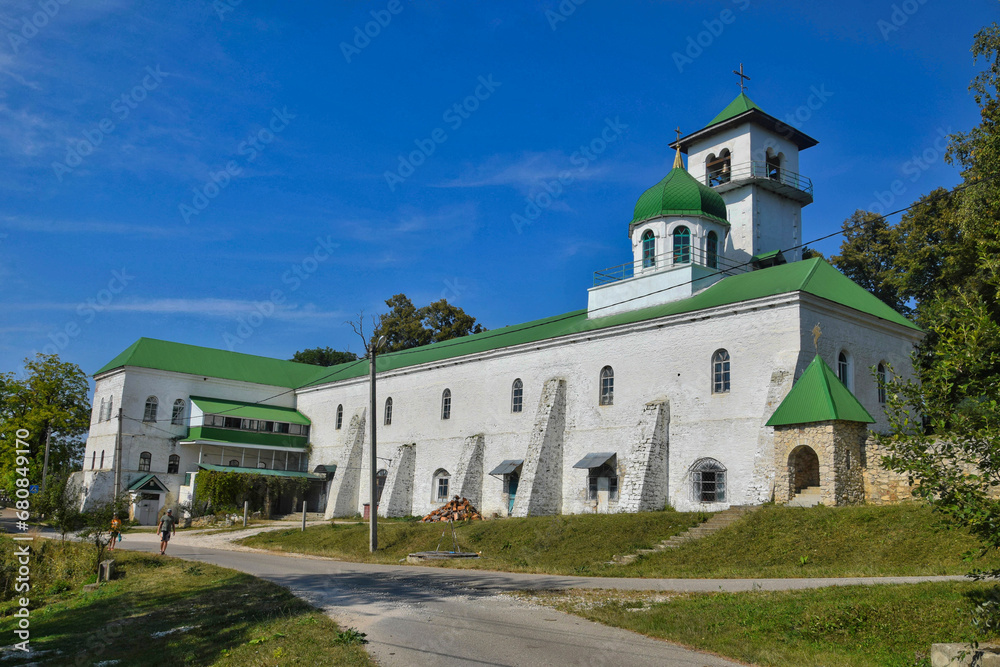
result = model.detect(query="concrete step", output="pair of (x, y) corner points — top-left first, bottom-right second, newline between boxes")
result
(787, 488), (823, 508)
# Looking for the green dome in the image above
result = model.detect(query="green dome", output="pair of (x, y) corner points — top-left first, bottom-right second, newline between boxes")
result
(631, 166), (729, 227)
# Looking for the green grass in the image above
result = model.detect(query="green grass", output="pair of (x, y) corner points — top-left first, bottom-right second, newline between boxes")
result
(526, 582), (1000, 667)
(239, 503), (1000, 578)
(239, 511), (705, 575)
(0, 539), (373, 666)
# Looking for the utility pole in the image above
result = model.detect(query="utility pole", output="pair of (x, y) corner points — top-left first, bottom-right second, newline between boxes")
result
(369, 335), (386, 553)
(113, 408), (123, 500)
(41, 427), (52, 492)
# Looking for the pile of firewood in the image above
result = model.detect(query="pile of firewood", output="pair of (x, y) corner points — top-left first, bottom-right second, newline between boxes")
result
(421, 496), (483, 522)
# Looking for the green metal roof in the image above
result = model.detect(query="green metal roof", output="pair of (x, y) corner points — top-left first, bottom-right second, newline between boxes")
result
(707, 92), (764, 127)
(766, 355), (875, 427)
(631, 166), (729, 227)
(302, 258), (919, 387)
(94, 337), (322, 388)
(183, 426), (309, 449)
(128, 473), (168, 492)
(190, 396), (311, 425)
(197, 463), (323, 480)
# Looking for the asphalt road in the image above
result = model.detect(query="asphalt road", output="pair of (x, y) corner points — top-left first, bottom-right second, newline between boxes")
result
(8, 513), (964, 667)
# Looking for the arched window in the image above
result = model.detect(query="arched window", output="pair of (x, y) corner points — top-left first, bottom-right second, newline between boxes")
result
(838, 351), (851, 388)
(441, 389), (451, 420)
(258, 461), (267, 469)
(143, 396), (158, 422)
(168, 454), (180, 474)
(712, 349), (731, 394)
(599, 366), (614, 406)
(766, 149), (781, 181)
(138, 451), (151, 472)
(433, 468), (451, 502)
(90, 451), (96, 470)
(877, 362), (887, 405)
(228, 459), (240, 467)
(375, 469), (388, 505)
(511, 379), (524, 413)
(672, 226), (691, 264)
(335, 404), (343, 430)
(99, 451), (104, 469)
(97, 397), (106, 423)
(384, 397), (393, 425)
(707, 148), (731, 185)
(706, 231), (719, 269)
(691, 458), (726, 503)
(171, 399), (185, 425)
(641, 230), (656, 268)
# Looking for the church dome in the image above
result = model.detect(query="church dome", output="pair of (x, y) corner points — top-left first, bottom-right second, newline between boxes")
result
(631, 166), (728, 226)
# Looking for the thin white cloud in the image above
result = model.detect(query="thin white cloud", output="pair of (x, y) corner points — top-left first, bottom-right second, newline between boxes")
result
(437, 151), (612, 192)
(0, 215), (197, 239)
(5, 297), (346, 322)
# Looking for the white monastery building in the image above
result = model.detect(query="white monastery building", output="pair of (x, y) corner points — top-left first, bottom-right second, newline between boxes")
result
(75, 92), (922, 523)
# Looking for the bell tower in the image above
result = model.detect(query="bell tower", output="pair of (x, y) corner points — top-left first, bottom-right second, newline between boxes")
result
(672, 75), (818, 266)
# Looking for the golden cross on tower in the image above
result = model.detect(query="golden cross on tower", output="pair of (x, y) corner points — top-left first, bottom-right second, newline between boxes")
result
(672, 126), (684, 169)
(733, 63), (750, 92)
(675, 126), (681, 142)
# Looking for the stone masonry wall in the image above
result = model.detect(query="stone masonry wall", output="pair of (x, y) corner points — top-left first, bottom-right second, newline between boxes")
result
(512, 378), (567, 517)
(862, 435), (913, 505)
(618, 400), (669, 513)
(325, 408), (366, 519)
(452, 434), (485, 509)
(379, 442), (416, 517)
(774, 420), (865, 506)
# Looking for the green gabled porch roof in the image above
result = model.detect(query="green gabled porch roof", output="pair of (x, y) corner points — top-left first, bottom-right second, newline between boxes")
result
(128, 473), (169, 492)
(190, 396), (311, 425)
(94, 337), (321, 388)
(197, 463), (324, 480)
(766, 355), (875, 427)
(304, 258), (920, 386)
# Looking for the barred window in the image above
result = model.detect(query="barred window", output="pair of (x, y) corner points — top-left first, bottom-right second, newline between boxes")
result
(712, 349), (731, 394)
(642, 230), (656, 268)
(384, 397), (393, 425)
(138, 451), (151, 472)
(441, 389), (451, 420)
(171, 399), (185, 425)
(143, 396), (158, 422)
(168, 454), (180, 474)
(228, 459), (240, 467)
(691, 458), (726, 503)
(511, 379), (523, 413)
(599, 366), (614, 406)
(335, 404), (343, 430)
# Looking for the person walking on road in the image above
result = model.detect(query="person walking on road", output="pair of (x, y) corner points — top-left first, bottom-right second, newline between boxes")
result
(108, 514), (122, 551)
(157, 508), (176, 555)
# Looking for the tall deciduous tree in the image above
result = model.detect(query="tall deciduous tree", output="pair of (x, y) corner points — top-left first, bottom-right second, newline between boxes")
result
(372, 294), (485, 352)
(0, 354), (90, 493)
(290, 347), (358, 367)
(831, 210), (908, 316)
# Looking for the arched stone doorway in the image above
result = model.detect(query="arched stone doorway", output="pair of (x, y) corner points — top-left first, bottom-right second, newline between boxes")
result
(789, 445), (820, 493)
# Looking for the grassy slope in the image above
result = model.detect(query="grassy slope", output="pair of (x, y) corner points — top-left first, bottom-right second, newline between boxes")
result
(0, 540), (372, 666)
(240, 512), (705, 574)
(240, 503), (1000, 578)
(530, 582), (999, 667)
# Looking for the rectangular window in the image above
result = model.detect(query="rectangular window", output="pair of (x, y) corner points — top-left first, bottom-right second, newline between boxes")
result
(289, 424), (302, 435)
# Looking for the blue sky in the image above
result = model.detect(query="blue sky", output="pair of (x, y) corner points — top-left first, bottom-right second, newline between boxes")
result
(1, 0), (995, 388)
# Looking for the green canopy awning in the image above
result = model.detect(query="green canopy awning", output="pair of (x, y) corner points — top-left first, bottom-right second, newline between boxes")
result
(197, 463), (324, 480)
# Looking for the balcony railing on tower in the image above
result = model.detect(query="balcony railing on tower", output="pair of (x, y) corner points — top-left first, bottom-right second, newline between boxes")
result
(701, 160), (813, 203)
(593, 246), (747, 286)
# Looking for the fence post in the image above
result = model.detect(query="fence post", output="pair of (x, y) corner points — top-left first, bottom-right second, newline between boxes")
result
(243, 500), (248, 528)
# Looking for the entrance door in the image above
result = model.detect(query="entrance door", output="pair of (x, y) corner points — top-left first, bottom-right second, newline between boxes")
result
(138, 497), (158, 525)
(596, 477), (610, 514)
(507, 472), (519, 516)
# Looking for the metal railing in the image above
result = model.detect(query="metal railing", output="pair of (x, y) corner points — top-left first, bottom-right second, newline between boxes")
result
(593, 246), (747, 286)
(701, 160), (813, 196)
